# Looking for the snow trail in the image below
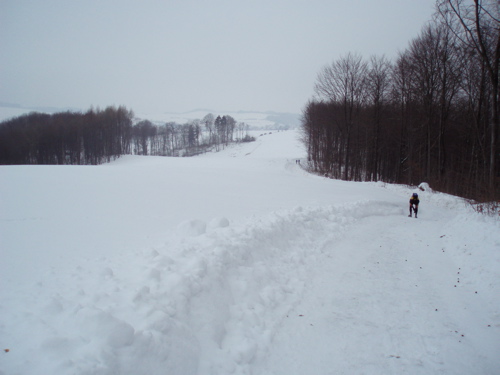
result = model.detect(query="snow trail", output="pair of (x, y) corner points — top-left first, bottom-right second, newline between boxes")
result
(253, 205), (499, 375)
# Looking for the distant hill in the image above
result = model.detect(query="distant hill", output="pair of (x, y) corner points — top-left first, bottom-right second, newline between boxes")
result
(0, 105), (301, 130)
(133, 110), (301, 130)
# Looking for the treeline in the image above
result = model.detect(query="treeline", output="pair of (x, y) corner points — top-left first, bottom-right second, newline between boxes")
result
(132, 113), (252, 157)
(0, 106), (133, 165)
(302, 0), (499, 201)
(0, 108), (253, 165)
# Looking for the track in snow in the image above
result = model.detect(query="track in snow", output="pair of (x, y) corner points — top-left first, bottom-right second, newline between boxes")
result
(253, 205), (498, 375)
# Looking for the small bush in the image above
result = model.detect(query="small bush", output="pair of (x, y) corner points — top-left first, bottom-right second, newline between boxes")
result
(471, 201), (500, 217)
(241, 135), (256, 143)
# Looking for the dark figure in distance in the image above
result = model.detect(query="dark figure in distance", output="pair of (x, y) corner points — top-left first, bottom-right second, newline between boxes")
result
(409, 193), (419, 218)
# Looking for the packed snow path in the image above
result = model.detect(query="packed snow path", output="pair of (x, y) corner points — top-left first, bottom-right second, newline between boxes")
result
(1, 130), (499, 375)
(253, 208), (499, 374)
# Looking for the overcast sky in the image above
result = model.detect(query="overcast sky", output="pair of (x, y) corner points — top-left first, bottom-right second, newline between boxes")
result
(1, 0), (436, 115)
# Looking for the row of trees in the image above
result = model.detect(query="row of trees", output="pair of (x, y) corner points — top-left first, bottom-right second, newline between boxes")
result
(0, 108), (252, 165)
(131, 114), (251, 156)
(0, 106), (134, 165)
(302, 0), (499, 201)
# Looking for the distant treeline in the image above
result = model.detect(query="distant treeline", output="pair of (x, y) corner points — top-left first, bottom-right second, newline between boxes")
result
(302, 1), (499, 201)
(0, 107), (253, 165)
(133, 113), (252, 157)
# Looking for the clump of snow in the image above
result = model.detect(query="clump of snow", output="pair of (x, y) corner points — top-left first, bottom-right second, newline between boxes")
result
(208, 216), (230, 230)
(0, 129), (498, 375)
(418, 181), (433, 192)
(177, 219), (207, 237)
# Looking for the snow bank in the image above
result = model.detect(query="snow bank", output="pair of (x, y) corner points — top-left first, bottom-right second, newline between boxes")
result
(0, 201), (401, 375)
(379, 181), (471, 213)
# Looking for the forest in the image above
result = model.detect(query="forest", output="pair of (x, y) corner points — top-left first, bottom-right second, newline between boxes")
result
(302, 0), (499, 201)
(0, 107), (252, 165)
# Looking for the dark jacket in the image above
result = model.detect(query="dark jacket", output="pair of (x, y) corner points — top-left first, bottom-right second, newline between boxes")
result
(409, 197), (420, 206)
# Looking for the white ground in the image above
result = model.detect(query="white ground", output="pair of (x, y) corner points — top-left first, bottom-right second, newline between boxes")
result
(1, 130), (499, 375)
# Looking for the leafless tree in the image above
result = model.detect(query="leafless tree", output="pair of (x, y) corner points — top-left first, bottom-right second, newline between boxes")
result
(314, 52), (368, 179)
(437, 0), (500, 192)
(366, 55), (392, 180)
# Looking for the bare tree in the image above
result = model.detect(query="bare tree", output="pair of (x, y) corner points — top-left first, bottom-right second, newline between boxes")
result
(366, 55), (392, 180)
(437, 0), (500, 192)
(202, 113), (215, 146)
(314, 52), (368, 179)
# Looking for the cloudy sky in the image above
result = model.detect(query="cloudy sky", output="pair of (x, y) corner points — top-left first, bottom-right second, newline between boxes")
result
(1, 0), (436, 115)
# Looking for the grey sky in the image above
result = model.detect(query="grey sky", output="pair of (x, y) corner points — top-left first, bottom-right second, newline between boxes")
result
(1, 0), (436, 115)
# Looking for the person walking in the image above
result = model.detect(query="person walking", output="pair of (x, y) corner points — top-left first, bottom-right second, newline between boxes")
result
(409, 193), (420, 218)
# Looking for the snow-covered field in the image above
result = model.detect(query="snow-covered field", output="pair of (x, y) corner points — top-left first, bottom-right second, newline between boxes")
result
(1, 130), (499, 375)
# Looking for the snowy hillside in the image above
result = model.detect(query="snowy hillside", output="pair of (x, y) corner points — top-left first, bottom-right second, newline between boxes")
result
(1, 130), (499, 375)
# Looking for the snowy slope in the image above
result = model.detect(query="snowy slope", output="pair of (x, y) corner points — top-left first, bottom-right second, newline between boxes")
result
(0, 130), (499, 375)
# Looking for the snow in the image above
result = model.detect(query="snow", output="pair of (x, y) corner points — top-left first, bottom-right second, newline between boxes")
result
(1, 129), (499, 375)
